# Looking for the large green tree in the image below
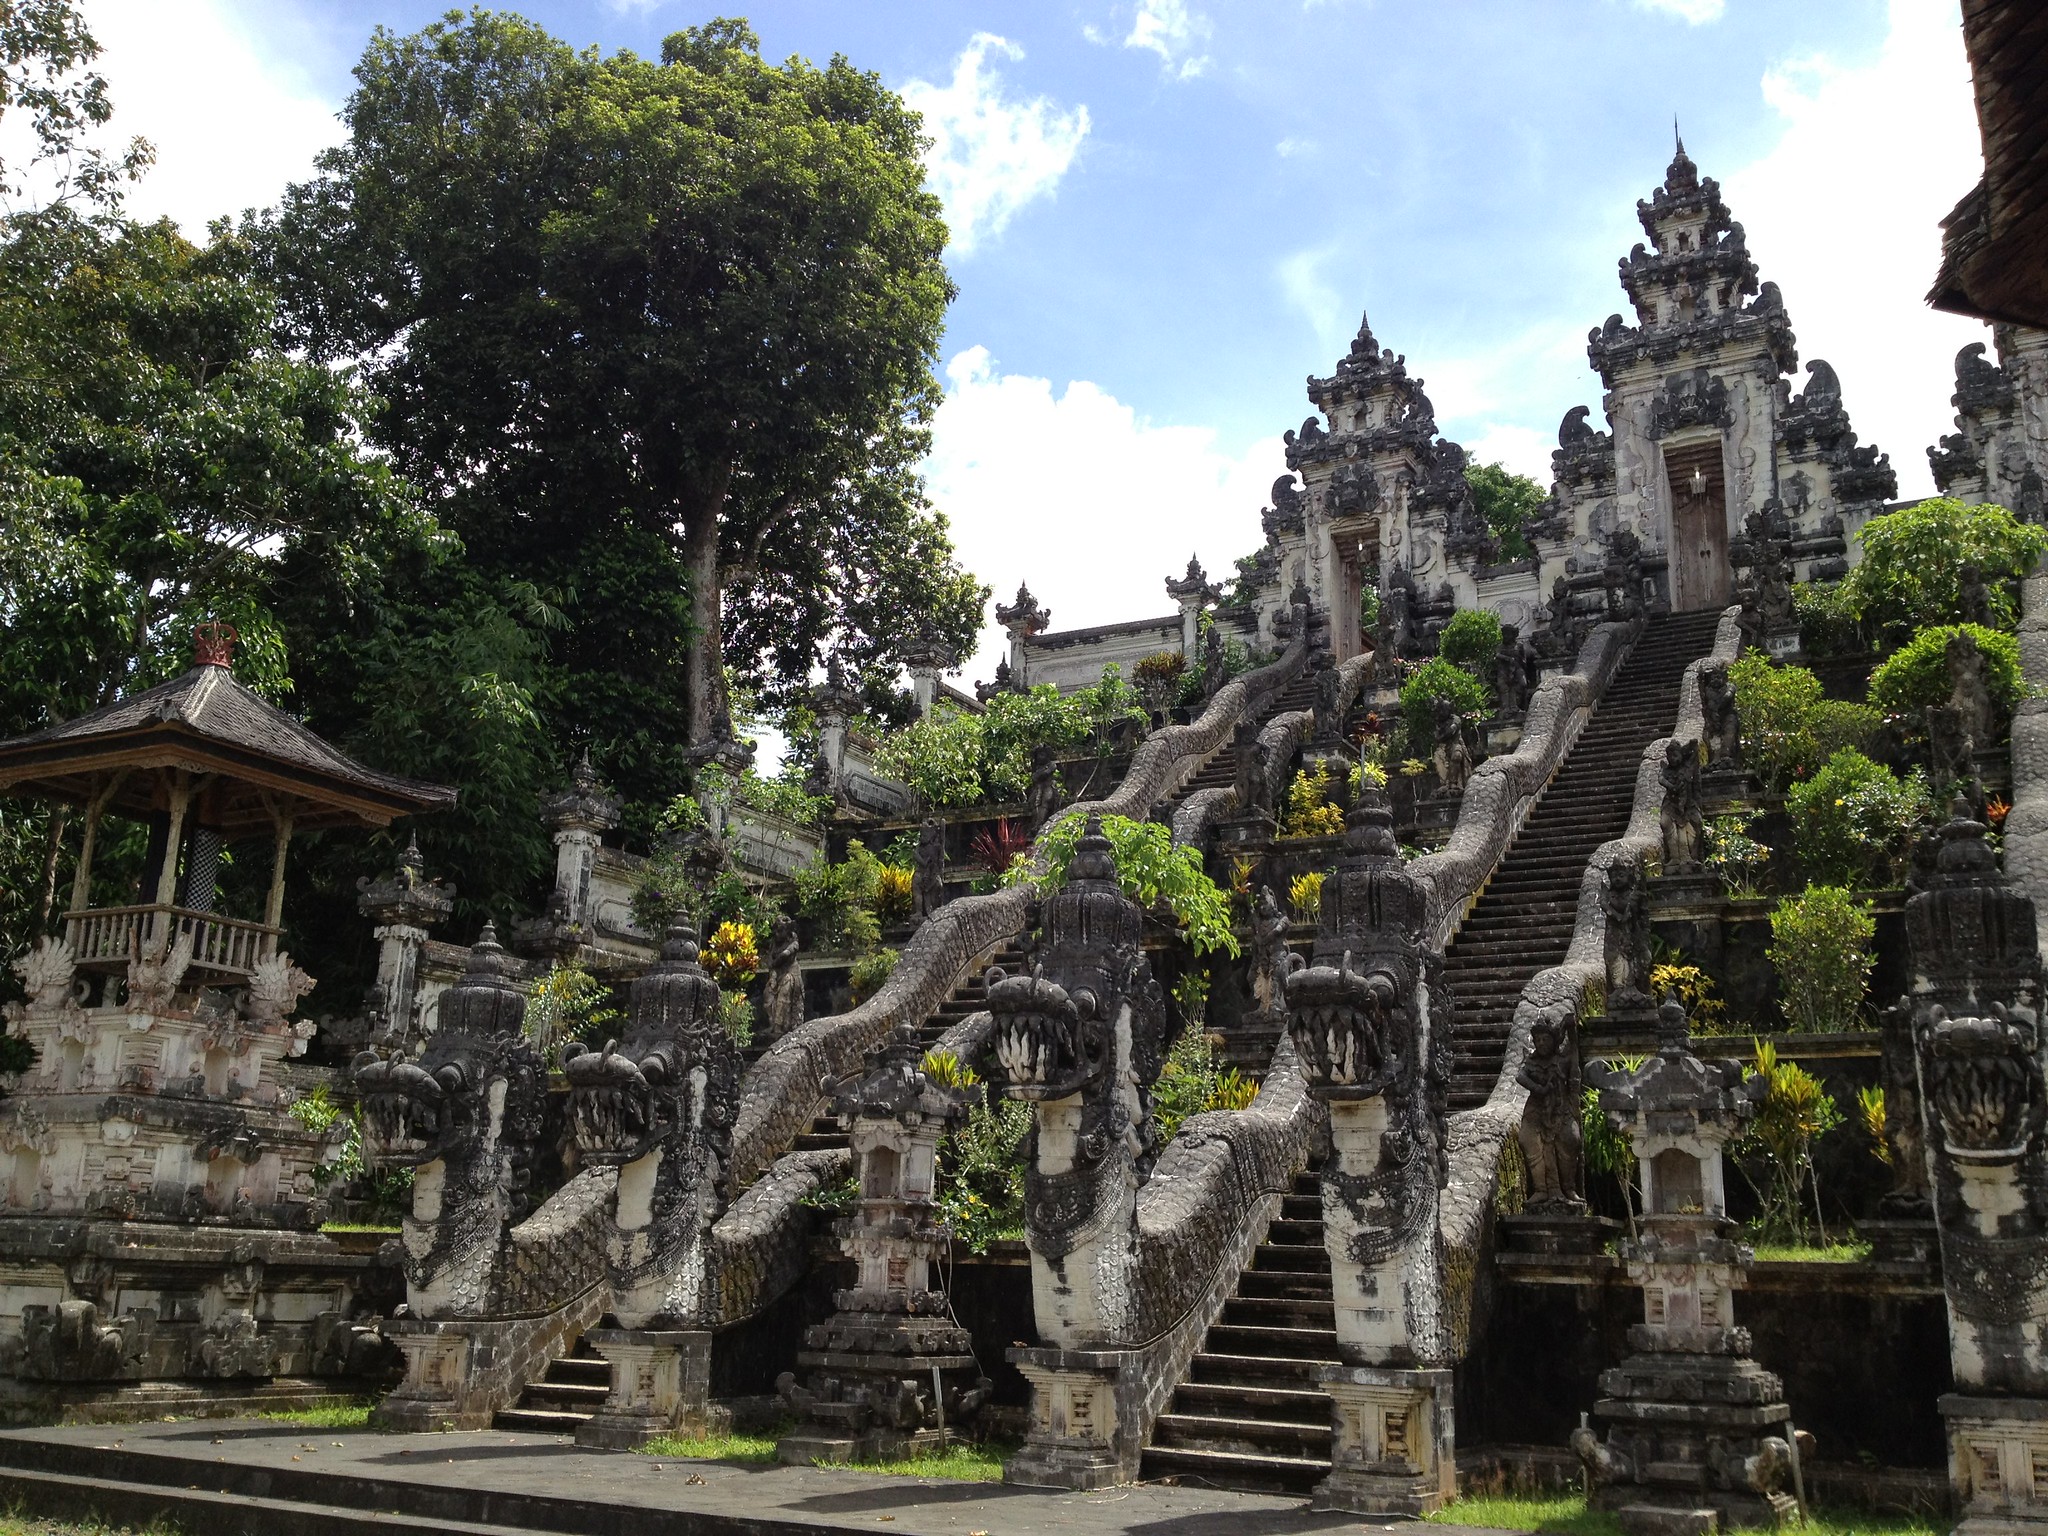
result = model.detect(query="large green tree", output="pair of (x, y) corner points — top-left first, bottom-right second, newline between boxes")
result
(258, 13), (986, 793)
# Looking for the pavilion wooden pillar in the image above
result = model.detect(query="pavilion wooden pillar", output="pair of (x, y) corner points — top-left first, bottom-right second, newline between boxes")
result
(265, 809), (295, 937)
(154, 771), (194, 909)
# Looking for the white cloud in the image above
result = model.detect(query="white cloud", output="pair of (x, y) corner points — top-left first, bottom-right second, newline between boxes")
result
(902, 35), (1089, 257)
(1125, 0), (1213, 79)
(68, 0), (339, 233)
(1276, 136), (1317, 158)
(1632, 0), (1726, 22)
(1277, 245), (1348, 347)
(1724, 0), (1983, 498)
(924, 346), (1283, 683)
(1462, 425), (1555, 486)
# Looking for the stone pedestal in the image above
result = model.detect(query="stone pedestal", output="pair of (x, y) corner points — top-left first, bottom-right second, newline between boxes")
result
(1313, 1364), (1455, 1516)
(1649, 872), (1723, 918)
(1762, 628), (1801, 660)
(1699, 769), (1754, 815)
(1006, 1350), (1127, 1489)
(1215, 813), (1277, 849)
(1861, 1216), (1940, 1268)
(375, 1320), (482, 1431)
(1941, 1394), (2048, 1536)
(1500, 1210), (1621, 1257)
(577, 1328), (726, 1450)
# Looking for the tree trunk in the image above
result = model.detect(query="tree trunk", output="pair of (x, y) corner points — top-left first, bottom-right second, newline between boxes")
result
(34, 805), (68, 935)
(678, 465), (735, 747)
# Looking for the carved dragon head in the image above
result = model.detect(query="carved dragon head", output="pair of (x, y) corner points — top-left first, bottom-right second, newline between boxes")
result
(564, 920), (726, 1166)
(354, 922), (537, 1171)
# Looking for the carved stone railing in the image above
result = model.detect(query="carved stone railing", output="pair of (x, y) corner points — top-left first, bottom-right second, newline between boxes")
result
(1170, 653), (1374, 850)
(67, 904), (279, 977)
(724, 620), (1312, 1191)
(1432, 606), (1742, 1357)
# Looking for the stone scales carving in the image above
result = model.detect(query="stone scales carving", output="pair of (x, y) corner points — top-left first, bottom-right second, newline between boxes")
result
(776, 1024), (990, 1463)
(1571, 1002), (1802, 1536)
(1284, 787), (1455, 1515)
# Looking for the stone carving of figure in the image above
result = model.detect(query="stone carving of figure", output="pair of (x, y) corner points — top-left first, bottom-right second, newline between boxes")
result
(1958, 562), (1996, 628)
(1605, 527), (1646, 622)
(1026, 744), (1062, 833)
(1493, 624), (1529, 718)
(1200, 624), (1227, 702)
(1749, 518), (1796, 635)
(1660, 738), (1705, 873)
(1312, 652), (1343, 742)
(1516, 1007), (1584, 1211)
(760, 915), (804, 1045)
(1432, 696), (1472, 797)
(1698, 660), (1741, 772)
(1946, 629), (1999, 746)
(1545, 576), (1578, 654)
(1602, 860), (1653, 1013)
(911, 817), (947, 923)
(1233, 720), (1272, 818)
(1925, 705), (1982, 813)
(1251, 885), (1292, 1014)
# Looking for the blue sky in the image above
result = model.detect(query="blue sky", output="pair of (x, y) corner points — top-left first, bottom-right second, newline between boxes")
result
(73, 0), (1988, 685)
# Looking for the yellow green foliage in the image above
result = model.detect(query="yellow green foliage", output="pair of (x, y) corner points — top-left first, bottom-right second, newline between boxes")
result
(1283, 763), (1346, 837)
(1650, 963), (1727, 1033)
(1289, 870), (1325, 919)
(702, 920), (759, 986)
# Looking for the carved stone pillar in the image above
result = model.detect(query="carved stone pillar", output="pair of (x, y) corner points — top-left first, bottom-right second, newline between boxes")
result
(578, 1329), (724, 1449)
(1165, 555), (1214, 656)
(1905, 804), (2048, 1536)
(995, 582), (1051, 686)
(2004, 552), (2048, 968)
(1284, 790), (1456, 1515)
(355, 833), (454, 1045)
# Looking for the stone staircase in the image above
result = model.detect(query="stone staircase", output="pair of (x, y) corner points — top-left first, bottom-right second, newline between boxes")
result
(1439, 608), (1726, 1109)
(1159, 672), (1320, 822)
(790, 938), (1028, 1157)
(491, 937), (1031, 1434)
(493, 1337), (611, 1433)
(1139, 1171), (1337, 1495)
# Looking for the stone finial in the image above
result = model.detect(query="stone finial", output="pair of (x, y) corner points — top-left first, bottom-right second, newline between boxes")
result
(995, 582), (1051, 639)
(540, 750), (622, 835)
(356, 833), (456, 928)
(1165, 554), (1213, 605)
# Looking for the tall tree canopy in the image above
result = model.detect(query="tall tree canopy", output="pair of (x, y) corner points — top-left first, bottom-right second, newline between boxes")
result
(258, 12), (987, 791)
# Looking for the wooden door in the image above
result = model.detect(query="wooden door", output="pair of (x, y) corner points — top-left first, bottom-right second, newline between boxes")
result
(1665, 442), (1729, 611)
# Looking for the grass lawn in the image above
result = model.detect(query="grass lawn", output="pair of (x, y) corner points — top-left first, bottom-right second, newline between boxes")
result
(1748, 1240), (1873, 1264)
(253, 1400), (377, 1430)
(1427, 1492), (1942, 1536)
(636, 1428), (1013, 1481)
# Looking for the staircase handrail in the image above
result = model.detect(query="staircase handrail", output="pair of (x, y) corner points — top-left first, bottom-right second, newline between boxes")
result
(723, 609), (1312, 1193)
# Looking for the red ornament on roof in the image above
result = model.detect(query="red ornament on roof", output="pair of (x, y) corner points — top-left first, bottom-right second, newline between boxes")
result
(193, 621), (238, 669)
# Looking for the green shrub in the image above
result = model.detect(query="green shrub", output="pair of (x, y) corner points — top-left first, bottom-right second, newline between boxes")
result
(1867, 623), (2024, 719)
(871, 709), (986, 808)
(1793, 581), (1863, 657)
(1768, 885), (1876, 1032)
(1727, 654), (1881, 791)
(1465, 461), (1547, 559)
(524, 961), (622, 1068)
(930, 1049), (1031, 1253)
(1845, 497), (2043, 643)
(848, 946), (898, 1002)
(1281, 762), (1345, 837)
(1437, 608), (1503, 672)
(1735, 1039), (1845, 1243)
(1017, 814), (1239, 957)
(1785, 749), (1930, 889)
(1705, 813), (1770, 899)
(1399, 656), (1492, 757)
(1151, 1026), (1260, 1146)
(873, 677), (1150, 810)
(793, 840), (899, 952)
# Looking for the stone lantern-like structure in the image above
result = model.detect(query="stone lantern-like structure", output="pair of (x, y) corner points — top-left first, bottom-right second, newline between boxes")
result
(1571, 1001), (1800, 1536)
(1903, 803), (2048, 1536)
(1165, 555), (1217, 657)
(1283, 788), (1456, 1516)
(355, 833), (455, 1047)
(776, 1023), (989, 1463)
(995, 582), (1051, 686)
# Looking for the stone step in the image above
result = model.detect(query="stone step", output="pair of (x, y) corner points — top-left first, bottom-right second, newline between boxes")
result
(493, 1407), (591, 1434)
(1234, 1269), (1334, 1302)
(1149, 1412), (1330, 1457)
(1168, 1380), (1331, 1421)
(1202, 1322), (1342, 1357)
(1220, 1294), (1335, 1328)
(521, 1381), (609, 1408)
(1249, 1241), (1329, 1272)
(1187, 1349), (1331, 1387)
(1137, 1443), (1330, 1496)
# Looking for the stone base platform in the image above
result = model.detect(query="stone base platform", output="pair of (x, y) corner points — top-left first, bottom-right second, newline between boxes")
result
(0, 1419), (1463, 1536)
